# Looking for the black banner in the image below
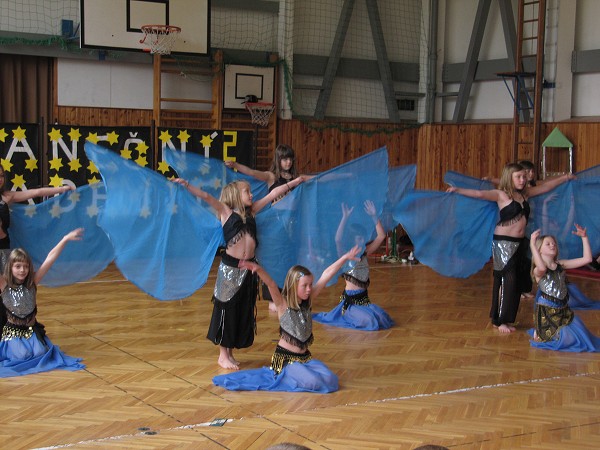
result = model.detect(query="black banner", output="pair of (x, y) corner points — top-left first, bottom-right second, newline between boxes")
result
(0, 123), (42, 191)
(47, 125), (153, 187)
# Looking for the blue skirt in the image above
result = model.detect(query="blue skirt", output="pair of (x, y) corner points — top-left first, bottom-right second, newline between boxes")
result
(567, 283), (600, 310)
(528, 315), (600, 352)
(313, 301), (394, 331)
(0, 333), (85, 378)
(213, 359), (338, 393)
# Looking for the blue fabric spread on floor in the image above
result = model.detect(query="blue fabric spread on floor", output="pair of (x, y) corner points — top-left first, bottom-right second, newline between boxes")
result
(212, 359), (338, 393)
(0, 334), (84, 377)
(312, 300), (393, 330)
(567, 283), (600, 310)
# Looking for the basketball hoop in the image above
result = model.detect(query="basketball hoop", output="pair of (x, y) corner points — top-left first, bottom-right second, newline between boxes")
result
(139, 25), (181, 55)
(246, 102), (275, 127)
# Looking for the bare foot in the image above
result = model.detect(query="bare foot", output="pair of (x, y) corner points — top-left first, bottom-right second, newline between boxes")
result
(495, 324), (516, 334)
(218, 356), (239, 370)
(532, 330), (541, 342)
(227, 349), (240, 365)
(268, 301), (278, 312)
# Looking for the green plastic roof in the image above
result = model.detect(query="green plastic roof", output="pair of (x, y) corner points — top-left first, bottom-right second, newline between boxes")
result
(542, 127), (573, 148)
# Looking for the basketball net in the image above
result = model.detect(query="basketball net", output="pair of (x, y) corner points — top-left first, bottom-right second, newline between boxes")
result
(245, 102), (275, 127)
(140, 25), (181, 55)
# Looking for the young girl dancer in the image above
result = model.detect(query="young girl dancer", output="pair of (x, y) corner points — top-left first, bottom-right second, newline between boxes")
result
(226, 144), (313, 311)
(448, 163), (573, 334)
(0, 228), (85, 377)
(174, 177), (305, 370)
(528, 225), (600, 351)
(313, 200), (393, 330)
(226, 144), (299, 193)
(212, 245), (361, 393)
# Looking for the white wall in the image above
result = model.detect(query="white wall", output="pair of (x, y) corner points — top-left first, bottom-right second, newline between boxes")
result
(57, 59), (212, 111)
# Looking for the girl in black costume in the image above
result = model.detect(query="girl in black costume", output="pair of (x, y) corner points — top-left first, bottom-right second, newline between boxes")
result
(173, 176), (305, 369)
(226, 144), (313, 311)
(448, 163), (573, 334)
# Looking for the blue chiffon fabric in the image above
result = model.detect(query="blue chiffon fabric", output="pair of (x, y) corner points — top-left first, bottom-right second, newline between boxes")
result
(84, 142), (224, 300)
(380, 165), (417, 232)
(212, 359), (339, 393)
(312, 300), (394, 330)
(567, 283), (600, 310)
(394, 189), (498, 277)
(0, 333), (84, 377)
(163, 147), (269, 203)
(10, 184), (114, 286)
(256, 147), (389, 287)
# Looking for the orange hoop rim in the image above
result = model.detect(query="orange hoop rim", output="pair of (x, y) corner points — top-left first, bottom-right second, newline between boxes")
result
(140, 24), (182, 33)
(245, 102), (275, 109)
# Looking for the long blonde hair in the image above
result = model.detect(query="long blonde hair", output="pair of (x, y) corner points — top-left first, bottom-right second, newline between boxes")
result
(281, 265), (312, 309)
(4, 248), (35, 289)
(219, 180), (251, 221)
(498, 162), (525, 198)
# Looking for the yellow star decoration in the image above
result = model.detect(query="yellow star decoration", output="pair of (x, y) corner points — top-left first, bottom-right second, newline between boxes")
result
(107, 131), (119, 145)
(159, 130), (172, 143)
(88, 175), (101, 184)
(200, 134), (214, 148)
(48, 128), (62, 142)
(86, 133), (99, 144)
(49, 174), (64, 187)
(13, 126), (26, 140)
(88, 161), (99, 174)
(25, 158), (38, 171)
(1, 158), (13, 172)
(157, 160), (171, 174)
(212, 178), (223, 190)
(49, 157), (63, 170)
(68, 158), (83, 172)
(11, 174), (26, 189)
(0, 128), (8, 142)
(135, 155), (148, 167)
(68, 128), (81, 141)
(120, 149), (133, 159)
(178, 130), (191, 143)
(136, 142), (149, 155)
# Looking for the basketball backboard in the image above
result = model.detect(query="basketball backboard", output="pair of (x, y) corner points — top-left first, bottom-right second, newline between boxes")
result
(80, 0), (209, 55)
(223, 64), (275, 110)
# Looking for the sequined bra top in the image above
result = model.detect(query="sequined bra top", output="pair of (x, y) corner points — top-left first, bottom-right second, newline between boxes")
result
(279, 300), (314, 350)
(538, 265), (568, 301)
(222, 210), (257, 248)
(342, 254), (370, 289)
(2, 284), (37, 318)
(498, 198), (530, 226)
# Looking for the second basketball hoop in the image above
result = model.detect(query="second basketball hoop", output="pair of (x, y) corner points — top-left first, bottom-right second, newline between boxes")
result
(139, 24), (181, 55)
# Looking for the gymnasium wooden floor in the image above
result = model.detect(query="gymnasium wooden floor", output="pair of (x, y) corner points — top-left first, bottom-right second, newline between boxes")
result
(2, 257), (600, 450)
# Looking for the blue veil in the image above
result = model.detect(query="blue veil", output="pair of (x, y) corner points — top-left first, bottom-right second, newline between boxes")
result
(10, 183), (114, 286)
(84, 142), (224, 300)
(528, 176), (600, 259)
(380, 164), (417, 232)
(256, 147), (389, 287)
(394, 189), (498, 278)
(163, 148), (269, 202)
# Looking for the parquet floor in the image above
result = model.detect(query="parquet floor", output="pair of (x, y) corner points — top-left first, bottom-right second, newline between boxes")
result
(2, 258), (600, 450)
